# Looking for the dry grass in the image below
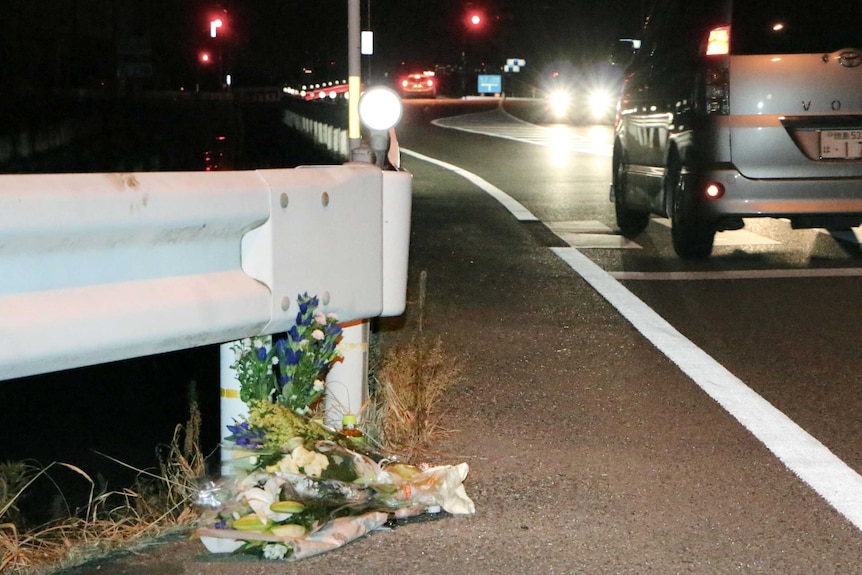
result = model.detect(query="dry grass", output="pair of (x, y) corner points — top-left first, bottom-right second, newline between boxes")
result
(367, 270), (464, 459)
(0, 389), (207, 574)
(372, 335), (462, 459)
(1, 276), (463, 572)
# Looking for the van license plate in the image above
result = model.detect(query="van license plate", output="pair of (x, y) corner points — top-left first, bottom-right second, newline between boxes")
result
(820, 130), (862, 159)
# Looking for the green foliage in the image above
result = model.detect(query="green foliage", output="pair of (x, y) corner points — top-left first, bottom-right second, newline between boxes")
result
(230, 293), (343, 415)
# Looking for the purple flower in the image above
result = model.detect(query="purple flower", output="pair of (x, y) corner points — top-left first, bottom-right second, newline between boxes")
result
(287, 326), (300, 343)
(226, 421), (266, 448)
(285, 348), (302, 365)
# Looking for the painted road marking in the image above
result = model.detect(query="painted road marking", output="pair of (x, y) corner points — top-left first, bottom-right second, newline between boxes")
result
(552, 246), (862, 532)
(405, 146), (862, 532)
(611, 268), (862, 281)
(432, 110), (613, 157)
(401, 148), (537, 221)
(432, 112), (862, 250)
(652, 217), (780, 246)
(546, 220), (614, 233)
(546, 220), (641, 249)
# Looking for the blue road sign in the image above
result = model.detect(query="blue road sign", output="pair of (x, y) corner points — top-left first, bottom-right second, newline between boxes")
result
(477, 74), (502, 94)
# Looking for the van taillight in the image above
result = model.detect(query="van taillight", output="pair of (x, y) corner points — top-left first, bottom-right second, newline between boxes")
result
(704, 182), (725, 200)
(705, 26), (730, 56)
(704, 25), (730, 115)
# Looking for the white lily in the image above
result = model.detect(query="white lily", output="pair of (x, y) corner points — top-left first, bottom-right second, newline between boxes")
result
(238, 475), (292, 522)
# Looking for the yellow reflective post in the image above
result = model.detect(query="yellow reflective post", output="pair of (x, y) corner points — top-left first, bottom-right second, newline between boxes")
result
(348, 0), (361, 149)
(349, 76), (361, 143)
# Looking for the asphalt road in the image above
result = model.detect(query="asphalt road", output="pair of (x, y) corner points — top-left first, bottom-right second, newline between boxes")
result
(60, 99), (862, 573)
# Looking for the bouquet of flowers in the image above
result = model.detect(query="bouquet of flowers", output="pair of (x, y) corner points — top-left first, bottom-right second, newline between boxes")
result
(199, 293), (476, 561)
(231, 292), (343, 415)
(199, 425), (474, 560)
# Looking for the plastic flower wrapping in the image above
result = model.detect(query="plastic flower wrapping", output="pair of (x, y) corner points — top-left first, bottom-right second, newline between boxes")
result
(197, 294), (475, 561)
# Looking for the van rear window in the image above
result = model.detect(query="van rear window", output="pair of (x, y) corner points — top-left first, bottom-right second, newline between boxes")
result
(731, 2), (862, 55)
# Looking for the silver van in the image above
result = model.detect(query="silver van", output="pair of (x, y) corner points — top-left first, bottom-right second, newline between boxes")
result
(611, 1), (862, 258)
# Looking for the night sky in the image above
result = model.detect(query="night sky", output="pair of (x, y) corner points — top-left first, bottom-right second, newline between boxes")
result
(0, 0), (648, 97)
(237, 0), (647, 82)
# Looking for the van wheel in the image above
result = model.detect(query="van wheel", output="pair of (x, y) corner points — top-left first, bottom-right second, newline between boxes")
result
(613, 146), (649, 237)
(668, 156), (714, 259)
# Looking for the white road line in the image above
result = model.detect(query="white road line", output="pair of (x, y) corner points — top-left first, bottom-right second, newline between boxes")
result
(401, 148), (538, 221)
(432, 110), (613, 156)
(612, 268), (862, 280)
(552, 247), (862, 532)
(405, 146), (862, 531)
(546, 221), (642, 249)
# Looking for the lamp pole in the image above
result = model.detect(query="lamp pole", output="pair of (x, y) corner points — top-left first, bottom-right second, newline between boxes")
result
(326, 0), (371, 430)
(348, 0), (361, 150)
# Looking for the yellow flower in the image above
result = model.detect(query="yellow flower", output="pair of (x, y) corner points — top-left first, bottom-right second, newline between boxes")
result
(290, 445), (329, 478)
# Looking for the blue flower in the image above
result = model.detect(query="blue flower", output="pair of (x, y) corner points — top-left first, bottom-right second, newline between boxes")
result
(287, 326), (300, 343)
(227, 421), (266, 448)
(256, 347), (267, 361)
(285, 348), (302, 366)
(298, 295), (311, 316)
(226, 421), (250, 434)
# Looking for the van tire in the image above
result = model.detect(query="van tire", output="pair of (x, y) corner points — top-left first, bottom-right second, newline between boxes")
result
(613, 145), (649, 237)
(668, 154), (714, 259)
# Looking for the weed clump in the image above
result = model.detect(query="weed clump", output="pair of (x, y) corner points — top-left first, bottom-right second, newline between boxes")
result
(0, 388), (206, 574)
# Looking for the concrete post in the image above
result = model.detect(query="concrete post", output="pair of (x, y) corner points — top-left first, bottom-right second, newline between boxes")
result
(324, 319), (370, 428)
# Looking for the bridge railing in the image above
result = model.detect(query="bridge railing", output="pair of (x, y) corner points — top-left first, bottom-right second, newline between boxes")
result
(0, 163), (412, 382)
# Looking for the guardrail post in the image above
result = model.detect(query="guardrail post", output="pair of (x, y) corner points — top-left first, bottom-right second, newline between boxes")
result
(324, 319), (369, 427)
(219, 341), (246, 476)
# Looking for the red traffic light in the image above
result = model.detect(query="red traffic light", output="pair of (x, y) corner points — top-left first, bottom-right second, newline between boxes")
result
(199, 51), (211, 64)
(466, 10), (485, 29)
(207, 8), (228, 38)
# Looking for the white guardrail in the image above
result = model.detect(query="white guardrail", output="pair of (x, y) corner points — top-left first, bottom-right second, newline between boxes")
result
(0, 163), (412, 381)
(283, 109), (351, 161)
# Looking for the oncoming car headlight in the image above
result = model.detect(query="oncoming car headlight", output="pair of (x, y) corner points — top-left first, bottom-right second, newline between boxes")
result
(548, 90), (572, 119)
(587, 89), (615, 120)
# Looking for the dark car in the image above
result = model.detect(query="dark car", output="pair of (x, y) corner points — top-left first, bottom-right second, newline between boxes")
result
(542, 65), (620, 124)
(611, 1), (862, 258)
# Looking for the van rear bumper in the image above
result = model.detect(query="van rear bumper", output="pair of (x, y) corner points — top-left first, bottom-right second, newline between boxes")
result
(697, 166), (862, 227)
